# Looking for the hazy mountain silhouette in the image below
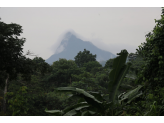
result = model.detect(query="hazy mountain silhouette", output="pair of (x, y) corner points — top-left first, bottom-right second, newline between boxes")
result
(46, 31), (129, 65)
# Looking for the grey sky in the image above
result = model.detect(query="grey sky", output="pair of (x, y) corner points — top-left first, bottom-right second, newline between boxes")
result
(0, 7), (162, 60)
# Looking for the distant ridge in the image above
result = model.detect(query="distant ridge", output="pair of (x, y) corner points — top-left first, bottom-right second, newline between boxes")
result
(46, 31), (129, 65)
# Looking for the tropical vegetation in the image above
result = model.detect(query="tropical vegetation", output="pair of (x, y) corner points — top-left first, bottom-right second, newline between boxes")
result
(0, 7), (164, 116)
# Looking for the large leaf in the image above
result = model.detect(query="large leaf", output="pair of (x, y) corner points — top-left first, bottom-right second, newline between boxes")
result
(87, 91), (105, 102)
(108, 49), (132, 103)
(81, 110), (96, 116)
(45, 102), (90, 116)
(118, 85), (143, 104)
(57, 87), (105, 113)
(63, 102), (89, 114)
(64, 109), (77, 116)
(64, 103), (90, 116)
(57, 87), (102, 103)
(64, 107), (91, 116)
(45, 109), (62, 116)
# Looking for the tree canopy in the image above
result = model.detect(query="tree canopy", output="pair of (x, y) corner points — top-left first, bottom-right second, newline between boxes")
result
(0, 19), (26, 76)
(74, 49), (96, 68)
(47, 58), (85, 87)
(83, 61), (102, 72)
(0, 19), (36, 81)
(104, 57), (116, 69)
(135, 7), (164, 90)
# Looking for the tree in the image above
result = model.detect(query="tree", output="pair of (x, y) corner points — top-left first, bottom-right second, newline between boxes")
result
(0, 19), (35, 113)
(90, 67), (104, 76)
(128, 53), (138, 62)
(104, 57), (116, 69)
(127, 53), (145, 75)
(0, 19), (25, 74)
(135, 7), (164, 90)
(83, 61), (102, 72)
(74, 49), (96, 68)
(32, 57), (51, 77)
(0, 20), (37, 80)
(47, 58), (84, 87)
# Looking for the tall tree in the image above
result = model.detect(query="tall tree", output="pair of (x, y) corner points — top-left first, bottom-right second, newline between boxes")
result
(0, 19), (34, 113)
(135, 7), (164, 90)
(74, 49), (96, 68)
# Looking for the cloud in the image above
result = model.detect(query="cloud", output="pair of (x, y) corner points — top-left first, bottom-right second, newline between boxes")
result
(51, 29), (139, 57)
(49, 29), (93, 54)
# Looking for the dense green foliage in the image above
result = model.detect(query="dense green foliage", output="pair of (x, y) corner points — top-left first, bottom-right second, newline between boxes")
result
(104, 57), (116, 69)
(1, 8), (164, 116)
(45, 50), (136, 116)
(83, 61), (102, 73)
(0, 19), (35, 81)
(47, 58), (85, 87)
(74, 49), (97, 68)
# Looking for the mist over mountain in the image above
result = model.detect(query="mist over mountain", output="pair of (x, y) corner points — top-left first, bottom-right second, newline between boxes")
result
(46, 31), (129, 66)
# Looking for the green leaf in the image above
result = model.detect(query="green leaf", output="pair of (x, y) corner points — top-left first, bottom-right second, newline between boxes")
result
(56, 87), (105, 115)
(118, 85), (143, 104)
(64, 109), (77, 116)
(45, 109), (63, 116)
(87, 91), (105, 102)
(63, 102), (89, 115)
(81, 110), (96, 116)
(57, 87), (102, 103)
(75, 105), (90, 111)
(108, 49), (131, 103)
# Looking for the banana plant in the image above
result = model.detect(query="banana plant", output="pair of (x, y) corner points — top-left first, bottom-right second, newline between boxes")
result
(45, 49), (143, 116)
(108, 49), (131, 103)
(118, 85), (143, 105)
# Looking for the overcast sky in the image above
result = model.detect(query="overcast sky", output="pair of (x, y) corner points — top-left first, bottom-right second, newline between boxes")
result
(0, 7), (162, 60)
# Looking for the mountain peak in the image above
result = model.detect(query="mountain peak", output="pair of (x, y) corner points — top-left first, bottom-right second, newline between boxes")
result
(64, 32), (73, 39)
(65, 31), (74, 37)
(63, 32), (75, 41)
(46, 31), (117, 65)
(59, 31), (78, 45)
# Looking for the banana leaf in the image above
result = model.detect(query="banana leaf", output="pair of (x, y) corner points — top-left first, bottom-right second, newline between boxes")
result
(57, 87), (106, 114)
(108, 49), (132, 103)
(118, 85), (143, 105)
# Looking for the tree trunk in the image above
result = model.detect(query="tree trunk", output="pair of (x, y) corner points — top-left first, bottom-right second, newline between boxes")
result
(3, 73), (9, 113)
(70, 77), (71, 86)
